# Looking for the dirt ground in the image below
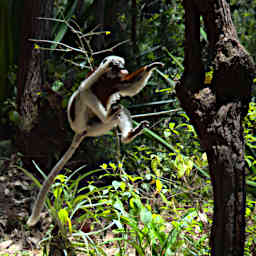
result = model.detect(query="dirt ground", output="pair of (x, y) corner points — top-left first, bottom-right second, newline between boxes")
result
(0, 154), (50, 255)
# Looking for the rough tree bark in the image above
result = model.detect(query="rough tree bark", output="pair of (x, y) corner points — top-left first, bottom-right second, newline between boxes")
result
(17, 0), (66, 170)
(176, 0), (255, 255)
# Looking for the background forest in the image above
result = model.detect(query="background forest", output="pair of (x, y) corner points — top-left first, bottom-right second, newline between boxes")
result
(0, 0), (255, 255)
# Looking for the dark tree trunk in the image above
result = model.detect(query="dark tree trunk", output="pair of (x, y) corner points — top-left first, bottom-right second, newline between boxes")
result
(176, 0), (255, 255)
(131, 0), (138, 57)
(17, 0), (66, 170)
(89, 0), (129, 54)
(93, 0), (105, 51)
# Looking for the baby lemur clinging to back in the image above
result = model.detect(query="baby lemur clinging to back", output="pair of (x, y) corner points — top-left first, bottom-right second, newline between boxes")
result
(27, 56), (164, 226)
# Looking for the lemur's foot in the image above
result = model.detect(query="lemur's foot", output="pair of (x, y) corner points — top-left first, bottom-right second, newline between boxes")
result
(132, 120), (150, 135)
(134, 120), (150, 135)
(121, 120), (150, 144)
(140, 120), (150, 128)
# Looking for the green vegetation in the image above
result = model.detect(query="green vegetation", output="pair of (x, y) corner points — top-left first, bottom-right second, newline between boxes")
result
(0, 0), (255, 255)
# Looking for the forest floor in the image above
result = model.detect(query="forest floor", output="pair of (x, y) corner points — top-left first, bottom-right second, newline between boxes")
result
(0, 154), (49, 256)
(0, 154), (136, 256)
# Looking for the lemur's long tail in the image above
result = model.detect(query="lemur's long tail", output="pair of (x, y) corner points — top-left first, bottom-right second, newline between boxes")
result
(27, 133), (86, 226)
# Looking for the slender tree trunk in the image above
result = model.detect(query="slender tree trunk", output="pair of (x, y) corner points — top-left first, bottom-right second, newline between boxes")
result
(0, 0), (14, 101)
(94, 0), (105, 51)
(131, 0), (138, 57)
(17, 0), (66, 170)
(17, 0), (53, 117)
(176, 0), (255, 255)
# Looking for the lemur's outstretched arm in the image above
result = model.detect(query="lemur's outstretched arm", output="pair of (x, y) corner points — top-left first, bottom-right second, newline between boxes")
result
(119, 62), (164, 97)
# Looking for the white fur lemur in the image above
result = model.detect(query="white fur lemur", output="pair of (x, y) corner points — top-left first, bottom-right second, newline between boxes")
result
(27, 56), (164, 226)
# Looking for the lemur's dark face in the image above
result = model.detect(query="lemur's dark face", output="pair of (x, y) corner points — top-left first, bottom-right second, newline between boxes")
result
(102, 56), (128, 80)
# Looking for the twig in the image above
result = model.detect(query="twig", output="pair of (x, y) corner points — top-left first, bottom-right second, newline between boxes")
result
(131, 109), (182, 118)
(92, 40), (130, 55)
(115, 128), (121, 163)
(129, 99), (177, 108)
(29, 39), (86, 54)
(63, 58), (90, 69)
(33, 18), (129, 68)
(34, 46), (71, 52)
(80, 31), (112, 38)
(37, 17), (83, 35)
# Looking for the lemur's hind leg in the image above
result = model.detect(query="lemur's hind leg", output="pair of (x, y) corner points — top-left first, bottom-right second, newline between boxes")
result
(117, 106), (149, 144)
(85, 105), (122, 137)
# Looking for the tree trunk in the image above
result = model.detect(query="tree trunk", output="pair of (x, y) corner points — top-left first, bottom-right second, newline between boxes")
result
(17, 0), (66, 170)
(0, 0), (23, 102)
(93, 0), (105, 51)
(176, 0), (255, 255)
(131, 0), (138, 57)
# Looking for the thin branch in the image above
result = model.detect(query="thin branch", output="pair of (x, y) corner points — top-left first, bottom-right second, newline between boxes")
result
(92, 40), (130, 55)
(36, 16), (93, 68)
(63, 58), (90, 69)
(129, 99), (177, 109)
(33, 46), (71, 52)
(80, 31), (112, 38)
(132, 109), (182, 118)
(37, 17), (83, 35)
(29, 39), (86, 54)
(34, 18), (129, 69)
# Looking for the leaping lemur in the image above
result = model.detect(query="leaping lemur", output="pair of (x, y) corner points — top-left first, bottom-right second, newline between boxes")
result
(27, 56), (164, 226)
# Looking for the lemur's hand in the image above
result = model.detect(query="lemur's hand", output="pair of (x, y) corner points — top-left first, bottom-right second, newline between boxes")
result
(98, 58), (113, 73)
(146, 62), (164, 71)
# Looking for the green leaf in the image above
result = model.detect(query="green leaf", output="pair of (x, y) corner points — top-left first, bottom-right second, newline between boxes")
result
(112, 180), (121, 190)
(55, 174), (66, 183)
(140, 207), (152, 225)
(52, 80), (63, 91)
(120, 181), (126, 191)
(58, 208), (72, 232)
(113, 219), (123, 229)
(53, 186), (63, 199)
(200, 27), (207, 41)
(109, 162), (117, 171)
(8, 110), (19, 124)
(113, 198), (126, 216)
